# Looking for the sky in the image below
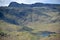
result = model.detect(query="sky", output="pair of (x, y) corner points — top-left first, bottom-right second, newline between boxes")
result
(0, 0), (60, 6)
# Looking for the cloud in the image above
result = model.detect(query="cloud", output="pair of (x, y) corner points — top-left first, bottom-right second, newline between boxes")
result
(0, 0), (12, 6)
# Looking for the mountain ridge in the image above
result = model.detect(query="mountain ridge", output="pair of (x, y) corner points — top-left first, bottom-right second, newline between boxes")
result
(8, 2), (60, 8)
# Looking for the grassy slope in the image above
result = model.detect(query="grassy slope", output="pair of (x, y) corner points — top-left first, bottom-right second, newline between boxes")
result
(0, 20), (22, 32)
(0, 20), (60, 40)
(0, 20), (39, 40)
(27, 22), (60, 33)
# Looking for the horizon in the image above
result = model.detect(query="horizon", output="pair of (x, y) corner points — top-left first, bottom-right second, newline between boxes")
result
(0, 0), (60, 6)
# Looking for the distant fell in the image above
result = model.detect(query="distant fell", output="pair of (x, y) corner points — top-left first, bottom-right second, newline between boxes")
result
(8, 2), (60, 7)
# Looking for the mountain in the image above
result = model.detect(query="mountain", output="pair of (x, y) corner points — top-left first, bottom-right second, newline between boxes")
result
(0, 2), (60, 33)
(8, 2), (60, 8)
(8, 2), (30, 7)
(0, 6), (60, 25)
(0, 2), (60, 40)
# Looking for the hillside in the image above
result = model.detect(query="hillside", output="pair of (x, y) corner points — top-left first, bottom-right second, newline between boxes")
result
(0, 2), (60, 40)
